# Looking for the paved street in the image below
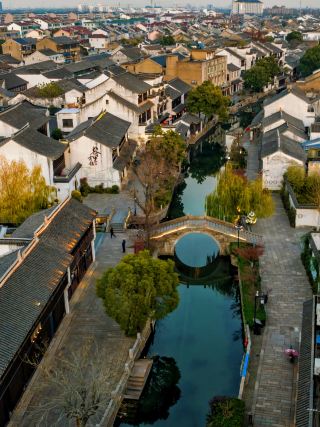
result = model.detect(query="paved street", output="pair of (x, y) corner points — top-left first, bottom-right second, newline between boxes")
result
(10, 232), (135, 427)
(241, 135), (313, 425)
(250, 196), (312, 426)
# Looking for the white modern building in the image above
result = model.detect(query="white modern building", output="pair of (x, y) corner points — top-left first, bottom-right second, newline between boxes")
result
(232, 0), (264, 15)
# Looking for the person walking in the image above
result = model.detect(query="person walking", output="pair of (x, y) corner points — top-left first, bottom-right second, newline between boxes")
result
(122, 239), (126, 253)
(110, 227), (115, 238)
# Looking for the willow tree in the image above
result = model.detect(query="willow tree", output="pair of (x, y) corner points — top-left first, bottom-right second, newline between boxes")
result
(96, 250), (179, 336)
(0, 156), (54, 224)
(205, 165), (274, 222)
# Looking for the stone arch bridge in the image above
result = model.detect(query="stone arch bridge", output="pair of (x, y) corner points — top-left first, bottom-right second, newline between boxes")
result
(150, 215), (263, 256)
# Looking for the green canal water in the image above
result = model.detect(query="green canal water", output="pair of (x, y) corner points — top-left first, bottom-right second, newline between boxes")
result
(118, 140), (244, 427)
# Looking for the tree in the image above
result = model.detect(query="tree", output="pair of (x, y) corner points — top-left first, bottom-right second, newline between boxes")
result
(152, 126), (186, 167)
(133, 129), (186, 245)
(51, 128), (63, 140)
(299, 44), (320, 77)
(160, 34), (175, 46)
(0, 157), (54, 224)
(207, 396), (245, 427)
(37, 82), (64, 98)
(186, 81), (229, 121)
(233, 245), (264, 267)
(205, 164), (274, 222)
(24, 342), (119, 427)
(286, 31), (303, 46)
(307, 173), (320, 230)
(96, 250), (179, 336)
(244, 66), (269, 92)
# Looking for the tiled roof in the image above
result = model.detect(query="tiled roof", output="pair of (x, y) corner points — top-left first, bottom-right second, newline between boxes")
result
(67, 112), (130, 148)
(0, 101), (48, 129)
(296, 298), (314, 427)
(112, 72), (151, 94)
(0, 199), (96, 379)
(108, 91), (153, 114)
(261, 130), (307, 162)
(263, 110), (305, 132)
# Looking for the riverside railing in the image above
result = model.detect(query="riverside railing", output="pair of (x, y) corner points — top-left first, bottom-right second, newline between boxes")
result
(96, 321), (154, 427)
(150, 215), (263, 246)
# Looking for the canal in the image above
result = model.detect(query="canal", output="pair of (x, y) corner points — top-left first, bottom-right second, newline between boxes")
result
(118, 138), (244, 427)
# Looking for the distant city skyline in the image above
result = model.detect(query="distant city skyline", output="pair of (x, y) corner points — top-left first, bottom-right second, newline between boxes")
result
(2, 0), (320, 9)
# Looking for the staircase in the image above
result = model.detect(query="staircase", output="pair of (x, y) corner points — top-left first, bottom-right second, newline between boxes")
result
(109, 209), (130, 233)
(124, 359), (153, 400)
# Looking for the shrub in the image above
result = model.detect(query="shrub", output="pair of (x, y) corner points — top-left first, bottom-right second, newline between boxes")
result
(71, 190), (83, 202)
(79, 178), (120, 196)
(111, 185), (119, 194)
(37, 82), (64, 98)
(80, 178), (91, 197)
(207, 397), (245, 427)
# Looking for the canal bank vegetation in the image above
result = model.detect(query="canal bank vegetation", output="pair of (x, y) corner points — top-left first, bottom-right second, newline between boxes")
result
(232, 243), (266, 328)
(206, 396), (245, 427)
(96, 250), (179, 336)
(205, 165), (274, 223)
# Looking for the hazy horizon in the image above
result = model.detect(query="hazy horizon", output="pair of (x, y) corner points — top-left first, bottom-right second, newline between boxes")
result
(2, 0), (320, 10)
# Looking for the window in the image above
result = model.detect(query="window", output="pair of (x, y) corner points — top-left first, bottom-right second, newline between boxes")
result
(308, 105), (315, 113)
(62, 119), (73, 128)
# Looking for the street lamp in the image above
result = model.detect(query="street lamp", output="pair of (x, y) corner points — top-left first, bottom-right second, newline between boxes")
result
(253, 291), (268, 335)
(234, 223), (243, 248)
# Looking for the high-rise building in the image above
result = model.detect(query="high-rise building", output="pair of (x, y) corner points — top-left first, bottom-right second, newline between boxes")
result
(0, 2), (3, 12)
(232, 0), (264, 15)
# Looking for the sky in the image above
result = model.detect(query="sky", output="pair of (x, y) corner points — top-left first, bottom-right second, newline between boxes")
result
(2, 0), (320, 10)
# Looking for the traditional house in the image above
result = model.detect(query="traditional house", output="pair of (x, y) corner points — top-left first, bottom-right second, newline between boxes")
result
(0, 198), (96, 426)
(261, 130), (306, 190)
(36, 37), (81, 63)
(2, 38), (37, 61)
(263, 87), (315, 128)
(106, 72), (154, 142)
(67, 112), (136, 188)
(0, 101), (82, 200)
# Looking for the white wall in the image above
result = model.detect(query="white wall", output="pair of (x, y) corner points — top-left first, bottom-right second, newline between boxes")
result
(15, 73), (50, 90)
(264, 92), (315, 127)
(55, 169), (82, 202)
(69, 135), (121, 187)
(0, 139), (53, 185)
(262, 152), (303, 190)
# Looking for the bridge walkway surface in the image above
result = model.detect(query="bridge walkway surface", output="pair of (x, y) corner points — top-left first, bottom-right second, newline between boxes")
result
(150, 215), (263, 246)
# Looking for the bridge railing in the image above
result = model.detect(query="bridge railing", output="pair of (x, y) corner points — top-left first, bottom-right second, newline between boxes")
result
(150, 215), (263, 246)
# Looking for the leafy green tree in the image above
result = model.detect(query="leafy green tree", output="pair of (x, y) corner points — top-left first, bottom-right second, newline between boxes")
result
(299, 44), (320, 77)
(256, 56), (281, 79)
(51, 128), (63, 140)
(37, 82), (64, 98)
(160, 34), (175, 46)
(96, 250), (179, 336)
(286, 31), (303, 44)
(205, 164), (274, 222)
(244, 66), (269, 92)
(0, 156), (54, 224)
(187, 81), (229, 121)
(152, 126), (186, 167)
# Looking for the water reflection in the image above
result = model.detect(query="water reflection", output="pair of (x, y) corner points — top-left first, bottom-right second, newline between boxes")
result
(168, 141), (226, 219)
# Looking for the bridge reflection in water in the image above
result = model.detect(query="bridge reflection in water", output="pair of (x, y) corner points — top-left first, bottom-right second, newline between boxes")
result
(173, 232), (221, 280)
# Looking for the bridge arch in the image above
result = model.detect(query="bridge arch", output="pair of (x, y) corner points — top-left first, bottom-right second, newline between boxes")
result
(173, 231), (221, 263)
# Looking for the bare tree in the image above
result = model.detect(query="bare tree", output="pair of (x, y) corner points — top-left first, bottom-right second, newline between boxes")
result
(22, 341), (119, 427)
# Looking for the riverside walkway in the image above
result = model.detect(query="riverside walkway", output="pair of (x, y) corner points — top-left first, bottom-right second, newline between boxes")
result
(243, 139), (312, 426)
(9, 232), (135, 427)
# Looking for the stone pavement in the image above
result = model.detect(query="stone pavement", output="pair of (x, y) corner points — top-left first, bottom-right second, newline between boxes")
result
(242, 132), (260, 181)
(250, 195), (312, 426)
(10, 232), (135, 427)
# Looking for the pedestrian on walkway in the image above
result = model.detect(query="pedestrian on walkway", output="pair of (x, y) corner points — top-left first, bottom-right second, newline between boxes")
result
(110, 227), (116, 238)
(122, 239), (126, 253)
